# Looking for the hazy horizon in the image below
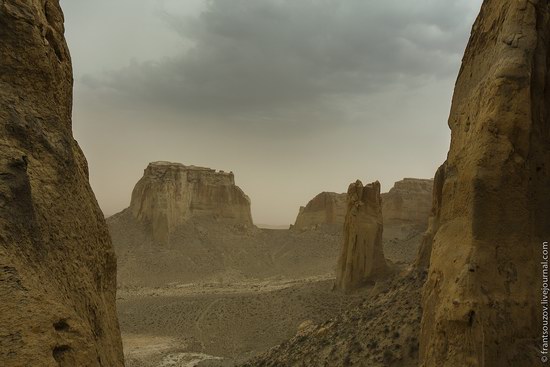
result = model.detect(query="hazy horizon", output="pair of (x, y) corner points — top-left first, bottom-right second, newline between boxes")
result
(63, 0), (482, 225)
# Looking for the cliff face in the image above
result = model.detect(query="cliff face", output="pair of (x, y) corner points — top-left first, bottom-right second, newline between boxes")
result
(414, 165), (446, 269)
(335, 181), (387, 292)
(128, 161), (253, 244)
(0, 1), (123, 366)
(419, 1), (549, 366)
(293, 192), (347, 230)
(381, 178), (433, 228)
(294, 179), (432, 233)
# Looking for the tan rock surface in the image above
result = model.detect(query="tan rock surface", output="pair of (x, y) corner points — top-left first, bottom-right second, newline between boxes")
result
(335, 180), (387, 292)
(109, 166), (343, 287)
(128, 161), (253, 244)
(419, 1), (549, 365)
(414, 164), (446, 269)
(382, 178), (434, 265)
(381, 178), (433, 228)
(0, 1), (124, 366)
(292, 192), (347, 230)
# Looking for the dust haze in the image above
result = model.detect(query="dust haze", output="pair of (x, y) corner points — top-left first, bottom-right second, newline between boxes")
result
(63, 0), (481, 225)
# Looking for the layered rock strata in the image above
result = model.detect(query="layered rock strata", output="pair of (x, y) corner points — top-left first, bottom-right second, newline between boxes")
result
(128, 161), (253, 244)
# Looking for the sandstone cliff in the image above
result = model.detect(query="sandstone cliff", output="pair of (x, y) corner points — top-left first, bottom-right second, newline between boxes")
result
(293, 192), (346, 230)
(335, 180), (387, 292)
(414, 164), (446, 269)
(419, 1), (549, 365)
(381, 178), (433, 228)
(381, 178), (434, 263)
(0, 1), (124, 366)
(128, 161), (253, 244)
(294, 179), (432, 232)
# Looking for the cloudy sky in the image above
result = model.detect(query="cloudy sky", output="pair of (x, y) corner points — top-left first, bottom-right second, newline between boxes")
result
(62, 0), (482, 225)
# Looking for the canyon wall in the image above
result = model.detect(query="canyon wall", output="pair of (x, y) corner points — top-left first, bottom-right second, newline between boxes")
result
(294, 179), (432, 232)
(419, 1), (549, 366)
(0, 1), (124, 366)
(293, 192), (346, 230)
(381, 178), (433, 228)
(414, 165), (446, 269)
(128, 161), (253, 244)
(335, 180), (387, 292)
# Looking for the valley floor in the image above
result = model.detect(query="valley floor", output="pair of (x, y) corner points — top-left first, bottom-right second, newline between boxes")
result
(118, 275), (370, 367)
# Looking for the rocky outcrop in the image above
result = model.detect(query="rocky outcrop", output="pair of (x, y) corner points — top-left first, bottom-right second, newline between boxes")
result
(381, 178), (434, 263)
(293, 192), (346, 230)
(335, 181), (387, 292)
(242, 271), (425, 367)
(381, 178), (433, 228)
(294, 179), (432, 233)
(128, 161), (253, 244)
(0, 2), (124, 366)
(419, 1), (549, 366)
(414, 165), (446, 269)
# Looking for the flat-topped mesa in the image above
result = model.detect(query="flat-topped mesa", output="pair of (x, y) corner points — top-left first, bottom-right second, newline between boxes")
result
(293, 192), (347, 230)
(335, 180), (387, 292)
(419, 1), (550, 366)
(381, 178), (433, 228)
(129, 162), (253, 244)
(0, 1), (123, 366)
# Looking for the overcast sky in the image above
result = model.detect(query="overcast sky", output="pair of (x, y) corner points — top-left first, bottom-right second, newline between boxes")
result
(62, 0), (482, 225)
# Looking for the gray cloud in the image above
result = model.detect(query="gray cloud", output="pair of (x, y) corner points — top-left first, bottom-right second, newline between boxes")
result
(82, 0), (480, 125)
(65, 0), (483, 224)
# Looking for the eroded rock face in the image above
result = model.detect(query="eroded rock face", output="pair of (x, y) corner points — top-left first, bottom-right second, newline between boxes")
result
(419, 1), (549, 366)
(335, 180), (387, 292)
(414, 165), (446, 269)
(293, 192), (347, 230)
(0, 2), (124, 366)
(381, 178), (433, 228)
(128, 161), (253, 244)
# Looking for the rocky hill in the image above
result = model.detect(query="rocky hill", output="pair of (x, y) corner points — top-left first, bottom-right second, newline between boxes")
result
(128, 161), (253, 245)
(0, 2), (123, 366)
(240, 271), (425, 367)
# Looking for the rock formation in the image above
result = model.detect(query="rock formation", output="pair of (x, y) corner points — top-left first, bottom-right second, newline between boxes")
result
(335, 180), (387, 292)
(128, 161), (253, 244)
(0, 2), (124, 366)
(293, 192), (346, 230)
(381, 178), (434, 263)
(414, 164), (446, 269)
(294, 179), (432, 234)
(381, 178), (433, 228)
(419, 1), (549, 366)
